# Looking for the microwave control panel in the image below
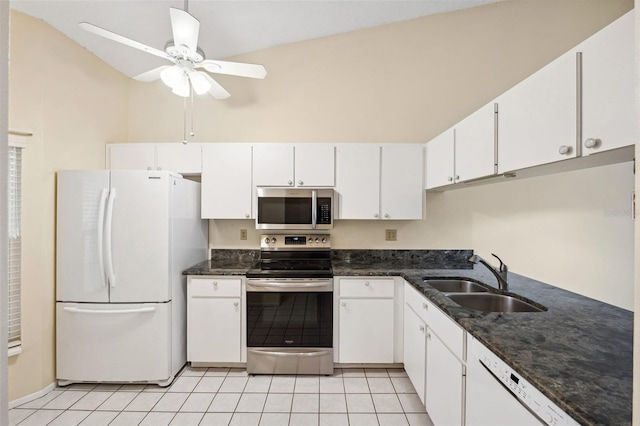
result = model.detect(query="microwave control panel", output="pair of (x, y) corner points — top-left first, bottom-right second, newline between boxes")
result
(317, 198), (332, 224)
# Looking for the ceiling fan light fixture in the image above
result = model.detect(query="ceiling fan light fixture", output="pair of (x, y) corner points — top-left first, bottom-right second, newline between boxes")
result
(171, 73), (190, 97)
(160, 65), (183, 89)
(188, 71), (211, 95)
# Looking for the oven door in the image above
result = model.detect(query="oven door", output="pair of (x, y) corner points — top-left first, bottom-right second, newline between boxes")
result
(246, 278), (334, 374)
(255, 188), (333, 230)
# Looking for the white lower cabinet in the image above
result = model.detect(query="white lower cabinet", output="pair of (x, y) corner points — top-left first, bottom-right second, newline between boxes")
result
(187, 277), (245, 364)
(337, 278), (397, 364)
(403, 282), (466, 425)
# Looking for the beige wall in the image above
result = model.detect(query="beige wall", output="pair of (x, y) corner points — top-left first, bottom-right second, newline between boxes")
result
(8, 11), (129, 400)
(194, 1), (636, 309)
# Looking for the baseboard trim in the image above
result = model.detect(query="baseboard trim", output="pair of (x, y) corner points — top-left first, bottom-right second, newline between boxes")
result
(9, 382), (56, 409)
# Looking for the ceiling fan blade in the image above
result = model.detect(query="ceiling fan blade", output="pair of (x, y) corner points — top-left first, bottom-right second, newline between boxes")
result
(201, 73), (231, 99)
(133, 66), (171, 82)
(79, 22), (173, 62)
(169, 8), (200, 54)
(198, 60), (267, 79)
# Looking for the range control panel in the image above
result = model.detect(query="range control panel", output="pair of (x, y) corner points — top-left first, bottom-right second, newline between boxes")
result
(473, 339), (581, 426)
(261, 234), (331, 249)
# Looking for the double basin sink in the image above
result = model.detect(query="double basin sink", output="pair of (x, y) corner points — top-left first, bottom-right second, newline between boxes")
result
(424, 279), (546, 313)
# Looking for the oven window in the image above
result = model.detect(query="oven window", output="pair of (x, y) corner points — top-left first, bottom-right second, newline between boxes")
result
(258, 197), (312, 225)
(247, 292), (333, 347)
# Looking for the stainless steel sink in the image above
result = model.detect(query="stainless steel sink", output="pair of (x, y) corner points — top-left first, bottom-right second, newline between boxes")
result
(446, 293), (546, 313)
(423, 279), (488, 293)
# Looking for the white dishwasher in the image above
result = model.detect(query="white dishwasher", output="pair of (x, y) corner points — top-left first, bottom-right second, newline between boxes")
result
(466, 338), (581, 426)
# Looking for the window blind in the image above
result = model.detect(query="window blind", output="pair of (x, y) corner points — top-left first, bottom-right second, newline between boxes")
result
(8, 146), (21, 348)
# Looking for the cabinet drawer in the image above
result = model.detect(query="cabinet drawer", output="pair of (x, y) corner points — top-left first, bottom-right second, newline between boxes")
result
(190, 278), (242, 297)
(339, 278), (395, 298)
(404, 282), (430, 324)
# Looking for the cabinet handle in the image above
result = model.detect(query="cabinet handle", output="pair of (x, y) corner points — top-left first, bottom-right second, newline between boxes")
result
(422, 302), (428, 310)
(448, 176), (453, 182)
(558, 145), (572, 155)
(298, 180), (304, 186)
(373, 213), (379, 218)
(419, 325), (425, 333)
(288, 180), (293, 186)
(427, 332), (432, 340)
(584, 138), (600, 149)
(455, 175), (460, 181)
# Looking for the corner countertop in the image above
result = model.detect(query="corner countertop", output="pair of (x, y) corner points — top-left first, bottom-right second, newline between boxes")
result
(184, 252), (633, 425)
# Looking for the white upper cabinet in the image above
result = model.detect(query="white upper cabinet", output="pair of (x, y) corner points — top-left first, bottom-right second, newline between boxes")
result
(155, 143), (202, 174)
(425, 128), (455, 189)
(578, 11), (636, 155)
(381, 144), (423, 220)
(497, 51), (578, 173)
(201, 143), (253, 219)
(455, 103), (496, 182)
(294, 144), (336, 187)
(107, 143), (156, 171)
(253, 144), (335, 187)
(335, 144), (381, 220)
(336, 144), (423, 220)
(107, 143), (202, 174)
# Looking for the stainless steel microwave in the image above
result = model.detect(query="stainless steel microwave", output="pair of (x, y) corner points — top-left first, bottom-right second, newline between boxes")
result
(256, 188), (334, 230)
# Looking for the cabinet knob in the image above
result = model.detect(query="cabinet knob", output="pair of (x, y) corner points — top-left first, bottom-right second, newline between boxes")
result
(384, 213), (390, 218)
(558, 145), (572, 155)
(147, 167), (152, 170)
(419, 325), (425, 333)
(341, 302), (346, 307)
(212, 281), (218, 286)
(298, 180), (304, 186)
(448, 176), (453, 182)
(245, 213), (250, 218)
(373, 213), (379, 218)
(422, 302), (428, 310)
(288, 180), (293, 186)
(233, 301), (239, 307)
(157, 167), (162, 170)
(455, 175), (460, 181)
(584, 138), (601, 149)
(427, 332), (432, 340)
(364, 282), (370, 286)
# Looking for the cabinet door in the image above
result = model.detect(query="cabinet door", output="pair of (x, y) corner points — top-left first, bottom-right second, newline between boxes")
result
(455, 103), (496, 182)
(425, 331), (464, 426)
(155, 143), (202, 174)
(403, 306), (426, 405)
(380, 144), (423, 220)
(107, 143), (155, 170)
(425, 129), (454, 189)
(335, 144), (380, 219)
(580, 11), (636, 155)
(338, 299), (394, 363)
(498, 51), (577, 173)
(253, 144), (295, 186)
(202, 144), (253, 219)
(189, 297), (241, 363)
(295, 144), (335, 187)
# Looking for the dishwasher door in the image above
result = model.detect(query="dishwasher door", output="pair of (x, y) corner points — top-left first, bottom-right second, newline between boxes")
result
(466, 353), (542, 426)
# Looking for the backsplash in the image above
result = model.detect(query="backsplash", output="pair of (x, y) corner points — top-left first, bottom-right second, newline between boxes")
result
(331, 249), (474, 269)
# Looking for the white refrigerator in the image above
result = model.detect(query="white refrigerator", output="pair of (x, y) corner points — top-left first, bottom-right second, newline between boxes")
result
(56, 170), (208, 386)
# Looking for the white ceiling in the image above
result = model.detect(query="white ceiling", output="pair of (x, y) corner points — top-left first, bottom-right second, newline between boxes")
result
(10, 0), (495, 78)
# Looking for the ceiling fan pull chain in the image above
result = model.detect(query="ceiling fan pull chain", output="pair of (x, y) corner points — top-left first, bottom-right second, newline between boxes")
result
(190, 87), (195, 137)
(182, 94), (187, 144)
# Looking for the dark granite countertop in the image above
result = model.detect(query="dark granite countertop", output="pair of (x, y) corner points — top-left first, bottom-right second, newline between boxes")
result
(184, 249), (633, 425)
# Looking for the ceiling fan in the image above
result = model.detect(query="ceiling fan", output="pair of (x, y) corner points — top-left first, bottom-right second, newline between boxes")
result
(79, 6), (267, 99)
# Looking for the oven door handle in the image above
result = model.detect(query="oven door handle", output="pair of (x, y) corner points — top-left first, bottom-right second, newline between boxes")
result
(312, 189), (317, 229)
(248, 349), (332, 358)
(247, 280), (331, 289)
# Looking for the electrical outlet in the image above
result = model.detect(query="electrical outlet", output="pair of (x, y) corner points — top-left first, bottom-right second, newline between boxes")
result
(240, 229), (247, 240)
(385, 229), (397, 241)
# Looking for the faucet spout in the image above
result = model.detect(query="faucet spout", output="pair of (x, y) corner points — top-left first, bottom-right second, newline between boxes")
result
(468, 253), (509, 291)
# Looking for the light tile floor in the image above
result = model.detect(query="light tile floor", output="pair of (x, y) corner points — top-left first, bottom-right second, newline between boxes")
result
(9, 367), (434, 426)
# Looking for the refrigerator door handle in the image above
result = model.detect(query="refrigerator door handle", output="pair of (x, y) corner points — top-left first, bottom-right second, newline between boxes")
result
(63, 306), (156, 315)
(97, 188), (109, 287)
(105, 188), (117, 288)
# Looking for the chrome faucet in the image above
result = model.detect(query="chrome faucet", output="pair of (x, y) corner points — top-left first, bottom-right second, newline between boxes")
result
(468, 253), (509, 291)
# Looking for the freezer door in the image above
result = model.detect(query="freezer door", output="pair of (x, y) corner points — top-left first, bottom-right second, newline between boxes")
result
(108, 171), (172, 303)
(57, 170), (110, 303)
(56, 302), (172, 384)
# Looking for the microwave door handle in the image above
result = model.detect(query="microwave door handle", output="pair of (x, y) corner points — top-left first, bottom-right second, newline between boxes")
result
(312, 190), (317, 229)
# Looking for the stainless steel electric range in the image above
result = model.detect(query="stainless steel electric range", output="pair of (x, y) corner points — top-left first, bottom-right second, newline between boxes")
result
(245, 234), (333, 375)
